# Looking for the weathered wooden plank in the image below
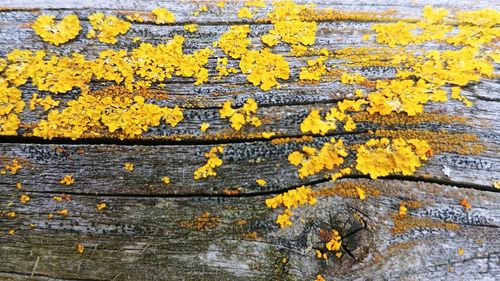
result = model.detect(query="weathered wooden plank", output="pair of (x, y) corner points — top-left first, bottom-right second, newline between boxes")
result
(1, 179), (499, 280)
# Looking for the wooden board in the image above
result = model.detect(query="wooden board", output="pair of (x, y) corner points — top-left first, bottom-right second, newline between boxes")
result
(0, 0), (499, 280)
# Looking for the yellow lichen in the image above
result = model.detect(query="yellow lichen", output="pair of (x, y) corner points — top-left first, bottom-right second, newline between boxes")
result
(238, 7), (254, 19)
(19, 194), (30, 204)
(33, 95), (184, 140)
(193, 146), (224, 180)
(299, 56), (327, 81)
(162, 176), (171, 185)
(96, 202), (106, 210)
(200, 122), (210, 132)
(288, 138), (347, 178)
(152, 7), (176, 24)
(219, 98), (261, 130)
(256, 179), (267, 186)
(124, 162), (134, 172)
(355, 138), (432, 179)
(32, 14), (81, 46)
(216, 25), (251, 59)
(184, 24), (198, 32)
(60, 175), (74, 185)
(266, 185), (316, 228)
(87, 13), (131, 44)
(240, 48), (290, 91)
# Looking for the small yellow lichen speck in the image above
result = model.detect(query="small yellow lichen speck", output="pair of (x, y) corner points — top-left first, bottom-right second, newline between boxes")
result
(96, 202), (107, 210)
(32, 14), (81, 46)
(458, 247), (464, 256)
(399, 205), (408, 215)
(162, 176), (171, 185)
(200, 122), (210, 132)
(124, 162), (134, 172)
(193, 146), (224, 180)
(76, 243), (85, 254)
(219, 98), (261, 131)
(57, 209), (69, 216)
(16, 182), (22, 189)
(315, 274), (326, 281)
(8, 229), (15, 235)
(6, 211), (16, 218)
(152, 7), (176, 24)
(19, 194), (30, 204)
(256, 179), (267, 186)
(60, 175), (74, 185)
(87, 13), (131, 44)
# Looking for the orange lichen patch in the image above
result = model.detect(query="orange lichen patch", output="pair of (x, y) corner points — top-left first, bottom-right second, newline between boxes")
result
(31, 14), (81, 46)
(152, 7), (175, 24)
(234, 219), (247, 226)
(96, 202), (106, 210)
(8, 229), (15, 235)
(241, 231), (258, 239)
(390, 213), (460, 235)
(262, 0), (316, 47)
(179, 212), (220, 231)
(60, 175), (74, 185)
(288, 138), (347, 178)
(215, 25), (251, 59)
(223, 188), (241, 195)
(19, 194), (30, 204)
(385, 240), (419, 255)
(193, 146), (224, 180)
(332, 47), (405, 68)
(400, 200), (424, 209)
(271, 135), (313, 144)
(240, 48), (290, 91)
(352, 111), (468, 126)
(33, 95), (184, 140)
(1, 159), (22, 175)
(16, 182), (22, 189)
(459, 198), (472, 210)
(355, 138), (432, 179)
(299, 56), (328, 81)
(124, 162), (134, 172)
(76, 243), (85, 254)
(373, 129), (484, 155)
(6, 211), (16, 218)
(324, 229), (343, 257)
(313, 181), (381, 199)
(87, 13), (131, 44)
(219, 98), (261, 130)
(265, 185), (316, 228)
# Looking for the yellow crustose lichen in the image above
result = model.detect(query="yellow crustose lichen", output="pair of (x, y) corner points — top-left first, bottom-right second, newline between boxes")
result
(33, 95), (183, 140)
(265, 185), (317, 228)
(152, 7), (176, 24)
(219, 98), (262, 131)
(262, 0), (317, 47)
(32, 14), (81, 46)
(355, 138), (432, 179)
(288, 138), (347, 178)
(193, 146), (224, 180)
(240, 48), (290, 91)
(87, 13), (131, 44)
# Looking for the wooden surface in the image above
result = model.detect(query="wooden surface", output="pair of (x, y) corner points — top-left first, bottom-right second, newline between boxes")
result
(0, 0), (499, 280)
